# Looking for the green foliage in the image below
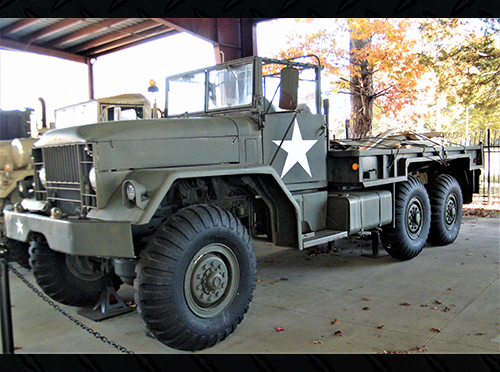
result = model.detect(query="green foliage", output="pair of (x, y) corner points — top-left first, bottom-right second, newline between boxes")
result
(420, 18), (500, 132)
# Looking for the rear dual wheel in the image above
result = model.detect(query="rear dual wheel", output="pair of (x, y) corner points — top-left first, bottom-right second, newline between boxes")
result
(427, 174), (463, 246)
(381, 177), (431, 260)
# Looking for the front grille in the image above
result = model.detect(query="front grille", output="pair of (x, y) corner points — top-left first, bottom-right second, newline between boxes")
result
(34, 144), (97, 215)
(44, 146), (80, 183)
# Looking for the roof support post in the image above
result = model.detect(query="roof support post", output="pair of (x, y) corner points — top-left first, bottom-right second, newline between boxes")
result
(87, 58), (95, 100)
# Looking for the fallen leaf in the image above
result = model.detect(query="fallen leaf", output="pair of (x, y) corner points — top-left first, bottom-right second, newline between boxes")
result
(399, 302), (411, 306)
(410, 346), (429, 352)
(379, 349), (409, 354)
(255, 279), (262, 282)
(377, 325), (384, 329)
(466, 253), (473, 256)
(430, 328), (441, 333)
(276, 327), (284, 332)
(433, 300), (442, 305)
(14, 346), (22, 350)
(362, 298), (371, 301)
(362, 306), (371, 311)
(442, 307), (451, 313)
(331, 319), (339, 325)
(312, 340), (324, 344)
(334, 330), (343, 336)
(475, 333), (485, 336)
(431, 307), (438, 310)
(420, 304), (429, 307)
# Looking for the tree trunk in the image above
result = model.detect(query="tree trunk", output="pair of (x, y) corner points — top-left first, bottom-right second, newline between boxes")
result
(349, 30), (374, 138)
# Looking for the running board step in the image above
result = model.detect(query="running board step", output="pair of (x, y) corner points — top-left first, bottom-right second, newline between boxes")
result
(302, 230), (348, 249)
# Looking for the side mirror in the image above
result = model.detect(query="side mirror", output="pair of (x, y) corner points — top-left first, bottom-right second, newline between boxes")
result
(279, 67), (299, 111)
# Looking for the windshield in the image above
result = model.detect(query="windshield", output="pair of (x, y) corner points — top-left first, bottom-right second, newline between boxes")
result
(208, 63), (253, 110)
(166, 62), (253, 116)
(165, 57), (321, 117)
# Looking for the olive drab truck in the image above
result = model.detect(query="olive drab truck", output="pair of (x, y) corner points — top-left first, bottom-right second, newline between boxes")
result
(1, 105), (41, 269)
(3, 56), (483, 351)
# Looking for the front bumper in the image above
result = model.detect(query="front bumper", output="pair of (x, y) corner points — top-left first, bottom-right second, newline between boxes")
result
(3, 209), (135, 258)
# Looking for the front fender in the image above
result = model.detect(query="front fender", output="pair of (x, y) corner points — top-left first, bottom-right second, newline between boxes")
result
(87, 164), (302, 247)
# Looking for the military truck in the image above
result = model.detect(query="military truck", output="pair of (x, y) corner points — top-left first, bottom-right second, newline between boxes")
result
(54, 93), (152, 129)
(0, 106), (40, 268)
(4, 55), (483, 351)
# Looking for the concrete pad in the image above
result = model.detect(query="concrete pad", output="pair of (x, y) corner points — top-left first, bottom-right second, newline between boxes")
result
(4, 217), (499, 354)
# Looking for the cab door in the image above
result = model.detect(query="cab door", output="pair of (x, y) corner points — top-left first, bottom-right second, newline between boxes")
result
(263, 112), (327, 191)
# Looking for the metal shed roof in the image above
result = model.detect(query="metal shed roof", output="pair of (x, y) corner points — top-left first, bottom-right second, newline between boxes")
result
(0, 18), (263, 64)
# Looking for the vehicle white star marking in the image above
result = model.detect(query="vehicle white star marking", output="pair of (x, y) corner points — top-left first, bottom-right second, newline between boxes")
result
(15, 218), (24, 234)
(273, 119), (318, 178)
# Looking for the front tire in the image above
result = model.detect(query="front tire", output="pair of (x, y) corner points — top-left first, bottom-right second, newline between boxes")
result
(427, 174), (463, 246)
(381, 177), (431, 260)
(5, 238), (31, 269)
(135, 205), (257, 351)
(29, 237), (122, 307)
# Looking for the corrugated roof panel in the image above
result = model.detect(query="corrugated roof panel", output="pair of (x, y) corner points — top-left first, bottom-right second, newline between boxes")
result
(0, 19), (19, 29)
(9, 18), (63, 39)
(36, 18), (106, 45)
(61, 19), (148, 49)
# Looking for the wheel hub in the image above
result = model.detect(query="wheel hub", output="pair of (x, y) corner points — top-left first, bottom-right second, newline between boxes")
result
(407, 197), (424, 239)
(192, 255), (229, 305)
(184, 243), (239, 318)
(66, 255), (103, 282)
(445, 195), (458, 229)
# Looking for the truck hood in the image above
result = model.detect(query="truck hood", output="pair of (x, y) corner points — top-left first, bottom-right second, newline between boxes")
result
(35, 117), (238, 147)
(35, 116), (252, 172)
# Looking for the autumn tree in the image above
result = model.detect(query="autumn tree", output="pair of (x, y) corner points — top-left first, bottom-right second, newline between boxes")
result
(420, 18), (500, 132)
(274, 18), (432, 138)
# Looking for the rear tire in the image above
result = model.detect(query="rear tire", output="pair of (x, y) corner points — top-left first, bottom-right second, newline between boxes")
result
(427, 174), (463, 246)
(29, 237), (122, 307)
(135, 205), (256, 351)
(381, 177), (431, 260)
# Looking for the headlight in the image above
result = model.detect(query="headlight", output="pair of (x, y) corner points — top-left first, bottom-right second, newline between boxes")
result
(38, 167), (47, 189)
(122, 180), (148, 209)
(89, 167), (97, 191)
(125, 182), (136, 201)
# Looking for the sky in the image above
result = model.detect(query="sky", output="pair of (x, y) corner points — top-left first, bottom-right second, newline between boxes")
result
(0, 31), (217, 128)
(0, 19), (350, 132)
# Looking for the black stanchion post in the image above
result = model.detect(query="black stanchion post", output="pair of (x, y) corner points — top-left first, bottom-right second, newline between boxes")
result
(0, 243), (15, 354)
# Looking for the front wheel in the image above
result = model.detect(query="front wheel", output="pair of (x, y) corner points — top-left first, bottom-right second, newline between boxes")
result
(381, 177), (431, 260)
(29, 237), (122, 307)
(5, 238), (31, 269)
(135, 205), (257, 351)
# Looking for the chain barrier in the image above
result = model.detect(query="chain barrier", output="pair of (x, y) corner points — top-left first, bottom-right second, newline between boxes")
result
(7, 262), (135, 354)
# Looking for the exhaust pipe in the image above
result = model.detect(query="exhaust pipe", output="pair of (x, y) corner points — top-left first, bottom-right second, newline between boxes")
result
(38, 97), (47, 129)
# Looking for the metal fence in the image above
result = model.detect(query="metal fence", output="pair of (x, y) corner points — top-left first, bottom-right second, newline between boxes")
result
(444, 129), (500, 204)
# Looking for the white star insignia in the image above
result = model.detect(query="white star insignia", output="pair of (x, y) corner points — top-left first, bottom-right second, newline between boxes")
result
(273, 119), (318, 178)
(15, 219), (24, 234)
